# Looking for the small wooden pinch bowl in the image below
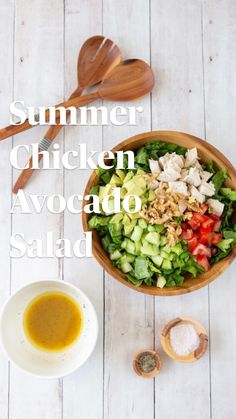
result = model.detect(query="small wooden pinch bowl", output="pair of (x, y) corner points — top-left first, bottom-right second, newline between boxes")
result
(133, 349), (162, 378)
(82, 130), (236, 296)
(161, 317), (208, 363)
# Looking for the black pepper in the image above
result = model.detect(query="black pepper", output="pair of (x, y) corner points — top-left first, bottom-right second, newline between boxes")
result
(137, 351), (157, 373)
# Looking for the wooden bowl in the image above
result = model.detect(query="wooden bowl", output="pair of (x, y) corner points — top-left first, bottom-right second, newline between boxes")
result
(161, 317), (208, 362)
(133, 349), (162, 378)
(82, 130), (236, 296)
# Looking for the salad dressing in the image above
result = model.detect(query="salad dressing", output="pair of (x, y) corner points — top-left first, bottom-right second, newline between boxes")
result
(23, 292), (83, 352)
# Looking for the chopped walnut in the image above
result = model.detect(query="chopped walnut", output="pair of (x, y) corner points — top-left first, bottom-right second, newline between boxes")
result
(139, 182), (203, 246)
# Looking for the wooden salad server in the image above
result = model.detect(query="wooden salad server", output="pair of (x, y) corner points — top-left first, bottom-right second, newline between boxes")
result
(13, 35), (121, 192)
(1, 59), (154, 142)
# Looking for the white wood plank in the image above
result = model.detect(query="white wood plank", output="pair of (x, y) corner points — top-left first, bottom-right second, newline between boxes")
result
(62, 1), (104, 419)
(0, 2), (14, 418)
(103, 1), (154, 418)
(9, 2), (64, 419)
(202, 1), (236, 418)
(151, 1), (210, 418)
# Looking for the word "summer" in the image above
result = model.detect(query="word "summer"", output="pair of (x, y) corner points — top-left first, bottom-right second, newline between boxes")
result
(10, 101), (143, 126)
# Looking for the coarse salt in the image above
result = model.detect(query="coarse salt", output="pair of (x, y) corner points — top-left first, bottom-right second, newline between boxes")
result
(169, 323), (200, 356)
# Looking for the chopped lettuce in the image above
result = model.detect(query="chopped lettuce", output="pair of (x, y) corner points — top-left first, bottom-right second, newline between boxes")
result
(212, 169), (229, 193)
(220, 188), (236, 201)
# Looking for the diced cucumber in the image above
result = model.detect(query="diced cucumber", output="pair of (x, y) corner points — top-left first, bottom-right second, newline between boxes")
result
(160, 250), (169, 259)
(162, 259), (172, 270)
(145, 232), (160, 245)
(99, 184), (112, 202)
(141, 243), (157, 256)
(171, 243), (183, 255)
(120, 253), (135, 263)
(110, 174), (122, 186)
(123, 179), (144, 196)
(148, 189), (156, 201)
(115, 169), (125, 181)
(152, 255), (163, 267)
(147, 225), (156, 232)
(136, 169), (145, 176)
(126, 239), (137, 255)
(156, 276), (166, 288)
(123, 215), (137, 236)
(121, 239), (127, 249)
(131, 226), (143, 242)
(128, 212), (141, 220)
(135, 241), (142, 254)
(110, 250), (122, 260)
(138, 219), (147, 229)
(120, 187), (127, 199)
(134, 257), (150, 279)
(154, 224), (165, 233)
(123, 171), (134, 183)
(110, 213), (123, 224)
(121, 261), (133, 273)
(160, 236), (168, 246)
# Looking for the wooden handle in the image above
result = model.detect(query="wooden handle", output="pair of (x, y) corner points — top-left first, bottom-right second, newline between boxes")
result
(0, 91), (98, 142)
(13, 86), (90, 193)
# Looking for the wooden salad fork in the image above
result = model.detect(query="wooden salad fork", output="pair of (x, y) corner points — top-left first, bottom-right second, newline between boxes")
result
(13, 35), (121, 193)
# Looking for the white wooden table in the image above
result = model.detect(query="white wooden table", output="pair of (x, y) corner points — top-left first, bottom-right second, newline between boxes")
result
(0, 1), (236, 418)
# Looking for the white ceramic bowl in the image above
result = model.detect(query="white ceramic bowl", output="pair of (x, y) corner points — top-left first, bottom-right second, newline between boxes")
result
(0, 280), (98, 378)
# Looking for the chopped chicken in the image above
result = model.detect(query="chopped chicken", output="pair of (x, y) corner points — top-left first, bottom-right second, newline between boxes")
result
(199, 181), (215, 196)
(207, 198), (224, 217)
(180, 168), (189, 180)
(147, 179), (159, 190)
(149, 159), (161, 174)
(179, 201), (187, 213)
(183, 167), (201, 187)
(159, 153), (171, 169)
(193, 160), (202, 170)
(171, 153), (184, 169)
(185, 148), (198, 167)
(190, 185), (205, 203)
(200, 170), (213, 182)
(169, 181), (189, 196)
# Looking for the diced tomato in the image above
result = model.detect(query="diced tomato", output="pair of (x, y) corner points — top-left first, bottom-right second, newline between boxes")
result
(192, 243), (212, 258)
(200, 225), (211, 235)
(202, 217), (215, 229)
(199, 203), (208, 214)
(192, 212), (208, 223)
(182, 228), (194, 240)
(196, 255), (210, 271)
(210, 214), (220, 221)
(213, 220), (222, 232)
(181, 223), (189, 231)
(187, 237), (198, 252)
(199, 233), (212, 246)
(211, 232), (223, 245)
(188, 218), (200, 230)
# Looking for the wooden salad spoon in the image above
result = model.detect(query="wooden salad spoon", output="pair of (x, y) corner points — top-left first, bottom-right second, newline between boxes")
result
(13, 35), (121, 192)
(1, 59), (154, 143)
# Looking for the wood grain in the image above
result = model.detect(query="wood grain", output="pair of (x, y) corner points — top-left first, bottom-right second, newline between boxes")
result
(82, 130), (236, 296)
(8, 2), (64, 418)
(62, 2), (104, 419)
(203, 2), (236, 418)
(0, 2), (14, 418)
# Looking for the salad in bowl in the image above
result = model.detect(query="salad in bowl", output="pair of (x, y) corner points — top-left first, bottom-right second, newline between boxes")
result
(83, 131), (236, 295)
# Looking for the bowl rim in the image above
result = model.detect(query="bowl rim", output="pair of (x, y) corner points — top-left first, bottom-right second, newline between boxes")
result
(0, 279), (98, 378)
(82, 130), (236, 296)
